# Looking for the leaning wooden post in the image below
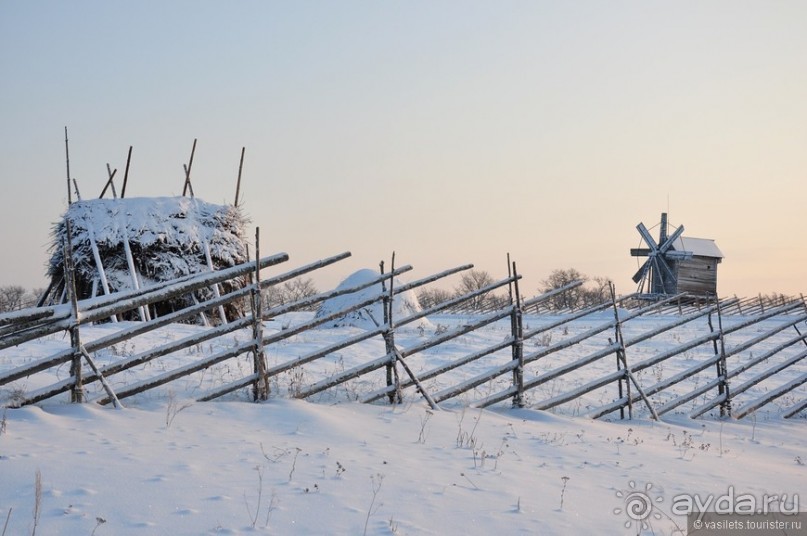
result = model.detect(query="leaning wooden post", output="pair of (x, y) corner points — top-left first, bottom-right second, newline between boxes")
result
(121, 146), (132, 199)
(202, 242), (228, 324)
(80, 197), (117, 323)
(72, 178), (82, 201)
(105, 164), (118, 198)
(64, 126), (73, 205)
(182, 138), (197, 197)
(234, 147), (245, 207)
(99, 167), (118, 199)
(63, 219), (83, 403)
(251, 227), (269, 401)
(108, 163), (147, 322)
(610, 283), (632, 419)
(183, 164), (195, 198)
(510, 260), (525, 408)
(392, 347), (440, 410)
(79, 343), (122, 409)
(610, 284), (660, 419)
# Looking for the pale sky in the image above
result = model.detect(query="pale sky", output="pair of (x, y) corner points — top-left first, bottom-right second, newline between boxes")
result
(1, 2), (805, 298)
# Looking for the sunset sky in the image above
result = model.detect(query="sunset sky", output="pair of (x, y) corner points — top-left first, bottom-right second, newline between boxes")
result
(1, 2), (805, 298)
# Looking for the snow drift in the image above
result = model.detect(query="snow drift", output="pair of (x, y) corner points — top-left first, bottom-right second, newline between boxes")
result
(315, 269), (433, 330)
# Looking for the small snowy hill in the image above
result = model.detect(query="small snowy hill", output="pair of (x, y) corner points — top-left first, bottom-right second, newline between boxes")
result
(315, 269), (433, 331)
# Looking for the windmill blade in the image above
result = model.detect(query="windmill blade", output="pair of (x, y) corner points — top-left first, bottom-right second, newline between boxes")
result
(632, 259), (651, 283)
(655, 254), (677, 286)
(636, 223), (659, 252)
(649, 255), (663, 292)
(658, 224), (685, 253)
(665, 250), (694, 260)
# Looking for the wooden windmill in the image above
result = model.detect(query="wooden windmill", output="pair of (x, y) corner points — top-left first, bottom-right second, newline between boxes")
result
(631, 213), (723, 299)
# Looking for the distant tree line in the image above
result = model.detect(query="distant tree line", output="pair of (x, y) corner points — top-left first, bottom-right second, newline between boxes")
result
(3, 279), (799, 317)
(416, 268), (616, 312)
(416, 270), (509, 311)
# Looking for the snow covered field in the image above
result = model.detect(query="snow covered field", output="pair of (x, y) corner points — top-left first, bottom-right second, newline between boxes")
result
(1, 311), (805, 535)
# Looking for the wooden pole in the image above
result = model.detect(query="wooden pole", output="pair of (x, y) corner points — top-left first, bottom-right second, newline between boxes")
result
(610, 283), (633, 419)
(510, 260), (525, 408)
(392, 348), (439, 410)
(202, 242), (228, 324)
(714, 297), (731, 417)
(63, 219), (83, 402)
(734, 373), (807, 419)
(81, 205), (117, 322)
(381, 255), (401, 404)
(234, 147), (245, 207)
(118, 211), (150, 321)
(72, 178), (82, 201)
(121, 146), (132, 198)
(107, 164), (118, 198)
(183, 165), (195, 197)
(612, 337), (625, 419)
(252, 227), (269, 401)
(623, 366), (659, 420)
(182, 139), (197, 197)
(100, 166), (118, 199)
(79, 343), (122, 409)
(64, 126), (72, 205)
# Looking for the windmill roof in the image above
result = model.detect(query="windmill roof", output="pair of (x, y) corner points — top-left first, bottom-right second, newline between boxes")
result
(671, 236), (724, 259)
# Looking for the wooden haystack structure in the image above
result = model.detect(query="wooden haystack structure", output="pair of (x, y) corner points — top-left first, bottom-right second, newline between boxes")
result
(39, 133), (252, 323)
(43, 197), (249, 322)
(631, 212), (723, 299)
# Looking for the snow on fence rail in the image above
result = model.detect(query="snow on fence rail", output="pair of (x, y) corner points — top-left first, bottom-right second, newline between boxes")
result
(0, 252), (805, 420)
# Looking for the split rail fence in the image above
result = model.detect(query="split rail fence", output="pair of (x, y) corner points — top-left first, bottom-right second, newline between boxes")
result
(1, 245), (805, 421)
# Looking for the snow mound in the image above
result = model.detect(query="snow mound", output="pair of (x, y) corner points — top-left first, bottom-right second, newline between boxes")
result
(315, 269), (433, 330)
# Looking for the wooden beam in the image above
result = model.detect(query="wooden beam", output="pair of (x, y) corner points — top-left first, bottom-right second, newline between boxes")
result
(734, 373), (807, 419)
(234, 147), (245, 207)
(100, 164), (117, 199)
(121, 146), (132, 198)
(182, 138), (197, 197)
(64, 126), (72, 205)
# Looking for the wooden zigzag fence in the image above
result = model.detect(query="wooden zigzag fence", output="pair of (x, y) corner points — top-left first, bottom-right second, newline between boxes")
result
(1, 242), (805, 421)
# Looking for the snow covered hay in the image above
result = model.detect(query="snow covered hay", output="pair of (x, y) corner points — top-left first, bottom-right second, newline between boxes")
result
(44, 196), (249, 321)
(315, 269), (433, 331)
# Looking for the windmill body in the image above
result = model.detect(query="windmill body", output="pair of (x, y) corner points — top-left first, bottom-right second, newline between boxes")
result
(631, 213), (723, 299)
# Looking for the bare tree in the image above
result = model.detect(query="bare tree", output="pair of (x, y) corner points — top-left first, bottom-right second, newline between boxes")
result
(540, 269), (586, 311)
(580, 276), (613, 307)
(280, 278), (318, 304)
(455, 270), (496, 310)
(0, 285), (34, 313)
(263, 278), (319, 310)
(540, 270), (615, 310)
(416, 287), (453, 310)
